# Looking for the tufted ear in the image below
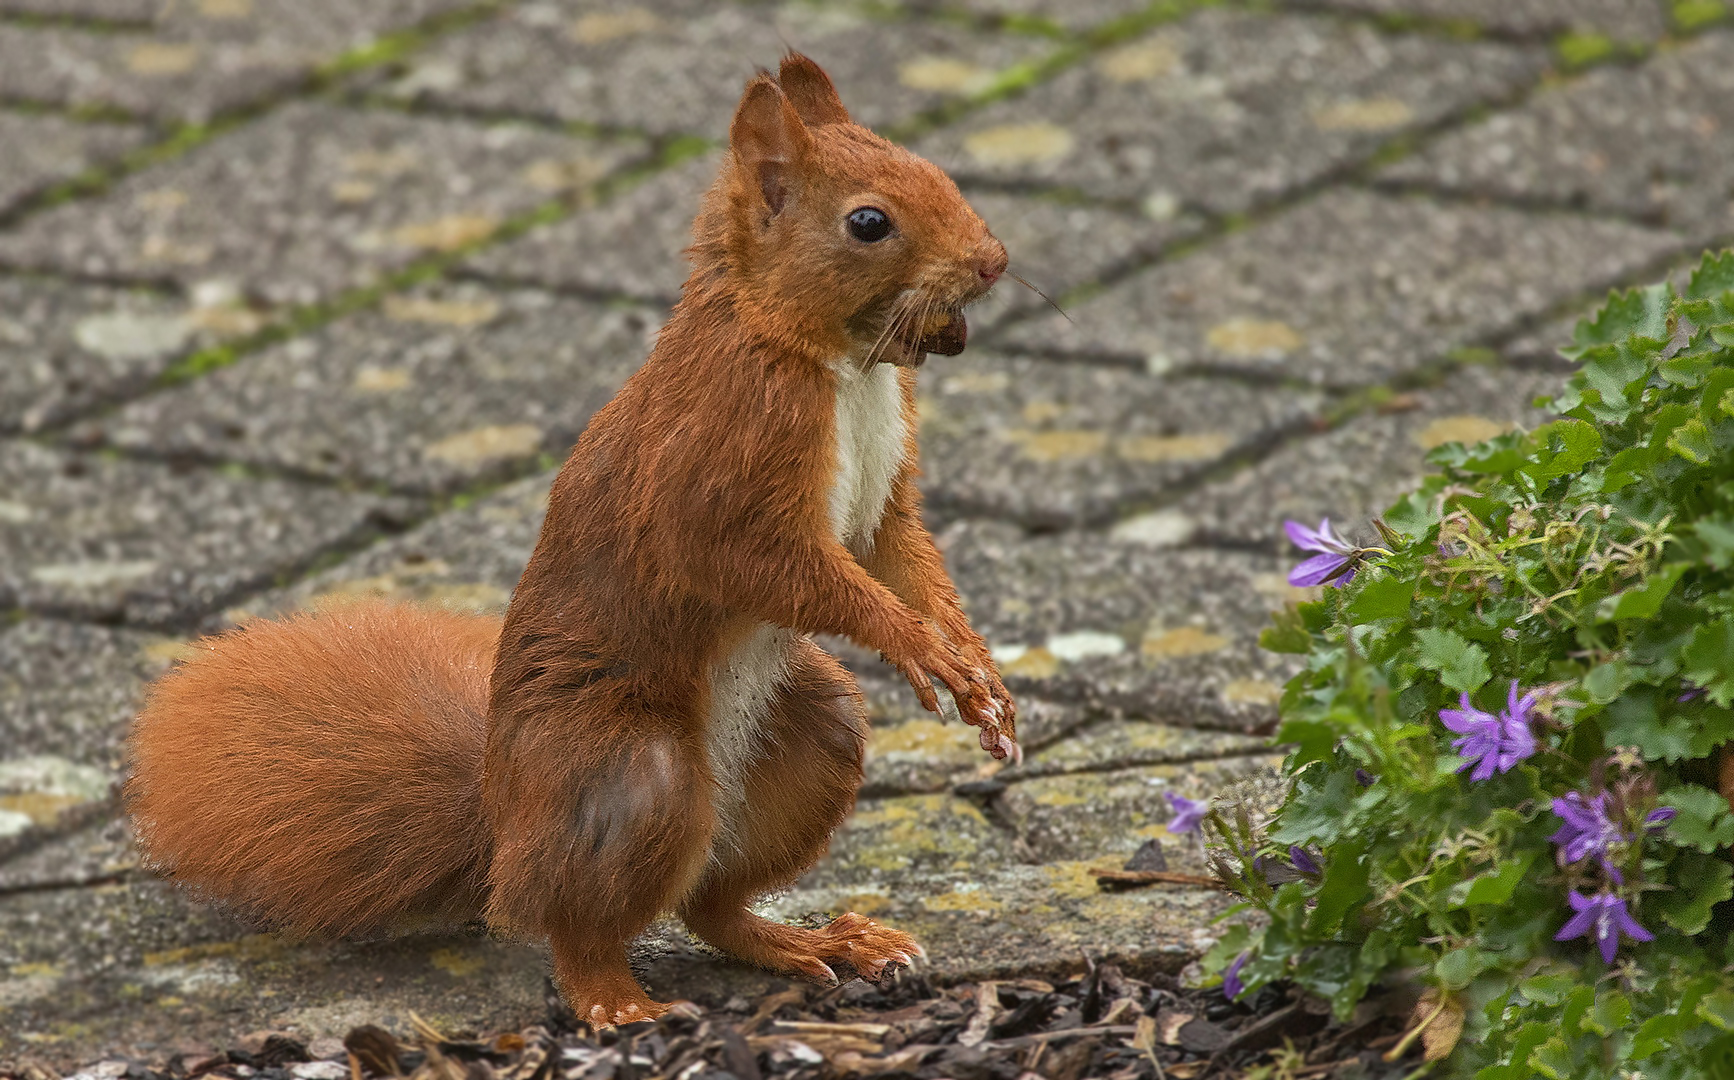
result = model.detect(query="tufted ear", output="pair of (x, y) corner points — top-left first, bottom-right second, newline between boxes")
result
(777, 51), (850, 126)
(729, 73), (813, 218)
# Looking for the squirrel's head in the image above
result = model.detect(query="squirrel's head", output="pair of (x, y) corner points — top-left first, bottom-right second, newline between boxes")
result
(701, 52), (1007, 366)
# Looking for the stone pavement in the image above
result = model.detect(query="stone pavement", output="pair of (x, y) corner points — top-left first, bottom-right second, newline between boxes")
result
(1, 0), (1730, 1067)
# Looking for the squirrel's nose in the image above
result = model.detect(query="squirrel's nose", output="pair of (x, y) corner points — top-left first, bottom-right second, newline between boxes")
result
(975, 239), (1008, 286)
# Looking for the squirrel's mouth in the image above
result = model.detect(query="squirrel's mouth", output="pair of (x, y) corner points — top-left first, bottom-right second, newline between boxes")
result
(889, 308), (966, 367)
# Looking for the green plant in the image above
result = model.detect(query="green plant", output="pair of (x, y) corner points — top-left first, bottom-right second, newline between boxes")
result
(1206, 250), (1734, 1078)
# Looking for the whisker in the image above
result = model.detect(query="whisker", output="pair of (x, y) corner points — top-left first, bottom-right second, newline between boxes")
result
(865, 292), (914, 366)
(1009, 272), (1071, 323)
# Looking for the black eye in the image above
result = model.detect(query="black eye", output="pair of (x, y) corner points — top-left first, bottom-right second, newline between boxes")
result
(846, 206), (892, 243)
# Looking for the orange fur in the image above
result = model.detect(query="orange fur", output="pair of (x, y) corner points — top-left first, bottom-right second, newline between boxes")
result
(126, 53), (1014, 1026)
(126, 604), (498, 936)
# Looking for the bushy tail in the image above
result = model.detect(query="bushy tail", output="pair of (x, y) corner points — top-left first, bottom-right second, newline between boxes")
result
(126, 602), (500, 937)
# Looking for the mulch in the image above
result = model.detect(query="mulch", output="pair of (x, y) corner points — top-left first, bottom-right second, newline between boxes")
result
(5, 958), (1425, 1080)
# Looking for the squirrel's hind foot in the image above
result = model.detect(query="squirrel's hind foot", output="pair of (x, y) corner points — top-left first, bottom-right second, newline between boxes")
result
(585, 999), (670, 1030)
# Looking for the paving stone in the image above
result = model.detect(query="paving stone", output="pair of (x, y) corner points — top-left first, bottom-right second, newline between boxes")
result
(801, 793), (1015, 890)
(0, 103), (641, 307)
(386, 0), (1058, 137)
(1001, 757), (1282, 865)
(0, 755), (116, 850)
(874, 0), (1155, 31)
(465, 152), (1187, 332)
(913, 8), (1543, 213)
(96, 286), (662, 495)
(0, 0), (158, 19)
(0, 112), (146, 218)
(917, 352), (1324, 527)
(1381, 30), (1734, 241)
(239, 468), (554, 624)
(1278, 0), (1669, 40)
(1021, 716), (1268, 775)
(0, 276), (208, 435)
(968, 190), (1196, 331)
(0, 0), (476, 124)
(1169, 362), (1566, 549)
(762, 861), (1232, 984)
(943, 520), (1303, 730)
(463, 153), (717, 303)
(859, 685), (1087, 796)
(0, 859), (1225, 1067)
(0, 440), (394, 626)
(0, 879), (550, 1069)
(1502, 254), (1710, 368)
(0, 620), (178, 771)
(1001, 190), (1687, 386)
(0, 816), (136, 893)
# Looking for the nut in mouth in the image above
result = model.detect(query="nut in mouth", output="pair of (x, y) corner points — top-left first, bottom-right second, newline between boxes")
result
(889, 307), (967, 367)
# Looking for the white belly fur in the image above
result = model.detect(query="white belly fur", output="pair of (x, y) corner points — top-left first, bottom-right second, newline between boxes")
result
(703, 359), (908, 855)
(826, 359), (908, 554)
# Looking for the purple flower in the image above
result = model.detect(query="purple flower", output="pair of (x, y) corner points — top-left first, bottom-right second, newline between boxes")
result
(1550, 791), (1627, 867)
(1289, 846), (1322, 875)
(1439, 681), (1538, 781)
(1646, 808), (1676, 830)
(1165, 791), (1208, 834)
(1222, 951), (1249, 1001)
(1680, 685), (1707, 703)
(1355, 769), (1378, 787)
(1554, 891), (1653, 964)
(1285, 518), (1361, 587)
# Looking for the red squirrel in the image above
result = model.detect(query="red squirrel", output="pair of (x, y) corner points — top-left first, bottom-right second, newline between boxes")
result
(125, 53), (1017, 1028)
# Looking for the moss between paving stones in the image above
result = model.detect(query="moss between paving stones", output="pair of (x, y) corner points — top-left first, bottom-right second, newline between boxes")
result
(913, 7), (1544, 212)
(1003, 188), (1688, 385)
(1381, 29), (1734, 241)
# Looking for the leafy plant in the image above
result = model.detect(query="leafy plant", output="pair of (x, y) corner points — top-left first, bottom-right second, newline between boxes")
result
(1206, 251), (1734, 1078)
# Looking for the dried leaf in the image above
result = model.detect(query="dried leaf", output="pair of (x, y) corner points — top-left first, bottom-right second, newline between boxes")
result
(1419, 990), (1466, 1062)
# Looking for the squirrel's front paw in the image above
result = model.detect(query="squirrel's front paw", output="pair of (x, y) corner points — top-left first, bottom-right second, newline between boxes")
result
(808, 912), (924, 982)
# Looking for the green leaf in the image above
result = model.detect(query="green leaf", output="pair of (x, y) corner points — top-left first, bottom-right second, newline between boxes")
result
(1585, 990), (1632, 1036)
(1528, 1036), (1575, 1080)
(1346, 573), (1415, 622)
(1437, 947), (1486, 991)
(1456, 853), (1535, 908)
(1381, 490), (1440, 538)
(1670, 415), (1715, 464)
(1524, 418), (1602, 484)
(1603, 444), (1655, 492)
(1519, 973), (1577, 1006)
(1442, 430), (1531, 475)
(1655, 852), (1734, 936)
(1686, 250), (1734, 302)
(1597, 562), (1692, 622)
(1699, 516), (1734, 570)
(1415, 627), (1492, 695)
(1684, 618), (1734, 706)
(1634, 1007), (1697, 1060)
(1605, 687), (1734, 763)
(1582, 660), (1634, 704)
(1277, 719), (1337, 769)
(1700, 1033), (1734, 1080)
(1566, 282), (1671, 358)
(1699, 989), (1734, 1031)
(1661, 785), (1734, 853)
(1306, 836), (1370, 936)
(1259, 604), (1314, 654)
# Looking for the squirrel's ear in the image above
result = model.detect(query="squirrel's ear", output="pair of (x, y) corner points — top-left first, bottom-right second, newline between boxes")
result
(778, 52), (849, 126)
(729, 74), (812, 218)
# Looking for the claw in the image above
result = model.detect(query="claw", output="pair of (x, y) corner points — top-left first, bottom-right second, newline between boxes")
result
(998, 732), (1023, 765)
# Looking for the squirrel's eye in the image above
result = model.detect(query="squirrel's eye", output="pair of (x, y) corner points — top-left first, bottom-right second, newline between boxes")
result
(846, 206), (892, 243)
